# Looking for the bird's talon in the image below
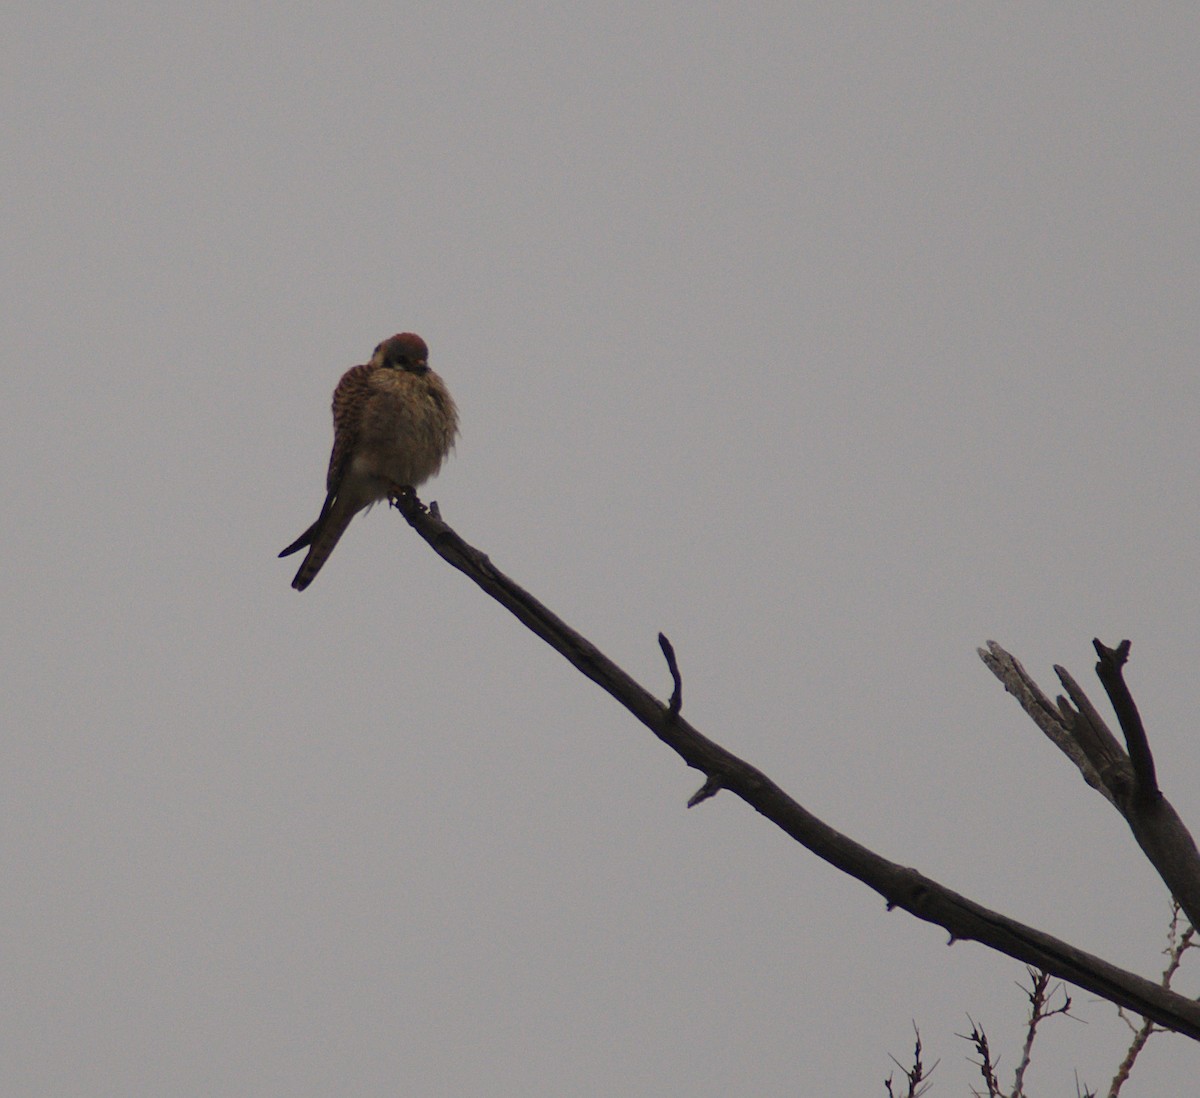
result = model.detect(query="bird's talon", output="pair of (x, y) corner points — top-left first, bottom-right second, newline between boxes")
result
(388, 484), (424, 512)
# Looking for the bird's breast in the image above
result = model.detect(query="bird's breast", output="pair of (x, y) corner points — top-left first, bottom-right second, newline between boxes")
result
(354, 373), (457, 490)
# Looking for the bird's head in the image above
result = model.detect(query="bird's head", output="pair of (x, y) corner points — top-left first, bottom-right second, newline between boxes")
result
(370, 332), (429, 373)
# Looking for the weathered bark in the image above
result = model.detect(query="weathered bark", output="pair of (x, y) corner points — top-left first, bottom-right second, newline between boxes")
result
(980, 641), (1200, 932)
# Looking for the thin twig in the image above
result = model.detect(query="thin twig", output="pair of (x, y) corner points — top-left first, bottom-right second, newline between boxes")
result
(686, 775), (722, 808)
(1108, 903), (1197, 1097)
(658, 632), (682, 718)
(1012, 968), (1075, 1097)
(958, 1017), (1001, 1098)
(885, 1024), (937, 1098)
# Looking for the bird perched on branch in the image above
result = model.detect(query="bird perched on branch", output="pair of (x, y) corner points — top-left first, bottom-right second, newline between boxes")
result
(280, 333), (458, 591)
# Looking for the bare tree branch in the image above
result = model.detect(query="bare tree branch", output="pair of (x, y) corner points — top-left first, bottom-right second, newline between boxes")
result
(1093, 639), (1158, 800)
(393, 494), (1200, 1040)
(981, 641), (1200, 932)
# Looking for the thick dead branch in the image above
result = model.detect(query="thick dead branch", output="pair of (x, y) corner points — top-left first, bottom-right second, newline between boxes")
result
(981, 641), (1200, 932)
(392, 493), (1200, 1040)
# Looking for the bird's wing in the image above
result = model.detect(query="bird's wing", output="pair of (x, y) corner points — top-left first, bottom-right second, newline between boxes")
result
(325, 362), (377, 493)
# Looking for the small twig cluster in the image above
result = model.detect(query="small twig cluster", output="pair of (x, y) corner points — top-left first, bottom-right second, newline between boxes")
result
(885, 1025), (938, 1098)
(887, 903), (1196, 1096)
(958, 1015), (1003, 1098)
(883, 969), (1082, 1098)
(952, 969), (1079, 1097)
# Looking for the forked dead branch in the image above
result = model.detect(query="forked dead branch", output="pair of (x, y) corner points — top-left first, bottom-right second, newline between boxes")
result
(392, 491), (1200, 1040)
(980, 640), (1200, 932)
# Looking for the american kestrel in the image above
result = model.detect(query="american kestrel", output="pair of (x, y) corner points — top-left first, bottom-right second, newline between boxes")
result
(280, 332), (458, 591)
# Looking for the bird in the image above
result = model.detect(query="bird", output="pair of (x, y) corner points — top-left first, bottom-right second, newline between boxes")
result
(280, 332), (458, 591)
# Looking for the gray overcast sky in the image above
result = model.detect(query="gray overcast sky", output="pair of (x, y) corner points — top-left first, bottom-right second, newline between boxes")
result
(6, 4), (1200, 1094)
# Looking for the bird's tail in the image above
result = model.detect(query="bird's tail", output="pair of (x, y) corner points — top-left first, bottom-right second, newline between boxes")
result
(279, 493), (354, 591)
